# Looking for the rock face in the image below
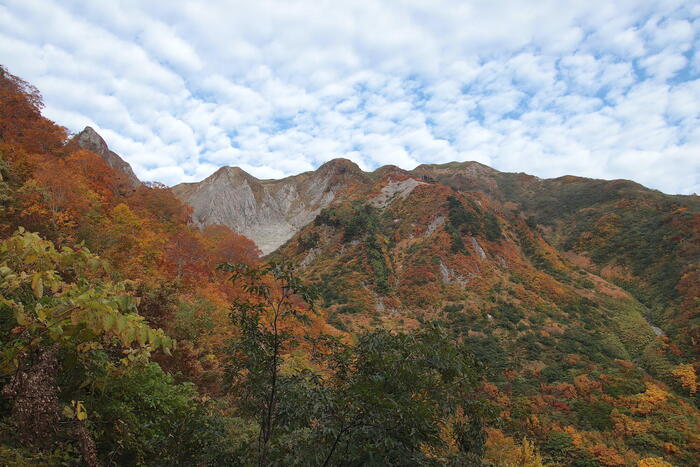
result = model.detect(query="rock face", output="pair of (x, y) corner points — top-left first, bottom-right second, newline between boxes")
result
(370, 178), (425, 209)
(172, 159), (366, 255)
(171, 159), (509, 256)
(171, 158), (515, 256)
(71, 127), (141, 189)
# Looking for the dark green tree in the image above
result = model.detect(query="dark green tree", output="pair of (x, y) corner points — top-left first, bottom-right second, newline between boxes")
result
(298, 325), (488, 466)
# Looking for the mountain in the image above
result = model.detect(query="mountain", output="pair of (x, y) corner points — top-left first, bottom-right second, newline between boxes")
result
(175, 159), (698, 356)
(172, 159), (367, 254)
(2, 64), (698, 465)
(267, 165), (700, 464)
(413, 162), (700, 356)
(69, 126), (141, 189)
(173, 158), (700, 462)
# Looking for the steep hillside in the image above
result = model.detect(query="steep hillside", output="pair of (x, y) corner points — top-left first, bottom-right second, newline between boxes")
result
(273, 170), (700, 464)
(1, 64), (698, 465)
(414, 162), (700, 358)
(174, 158), (698, 361)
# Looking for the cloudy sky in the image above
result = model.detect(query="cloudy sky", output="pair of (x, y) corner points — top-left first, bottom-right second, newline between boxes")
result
(1, 0), (698, 194)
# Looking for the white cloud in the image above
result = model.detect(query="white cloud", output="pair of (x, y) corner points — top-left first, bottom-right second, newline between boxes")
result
(0, 0), (698, 194)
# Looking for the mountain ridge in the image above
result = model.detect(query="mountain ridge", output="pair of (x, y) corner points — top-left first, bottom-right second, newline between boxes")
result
(68, 126), (141, 190)
(1, 64), (698, 464)
(171, 155), (698, 254)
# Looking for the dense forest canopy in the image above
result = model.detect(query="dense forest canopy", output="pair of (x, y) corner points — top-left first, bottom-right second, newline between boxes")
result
(0, 65), (698, 466)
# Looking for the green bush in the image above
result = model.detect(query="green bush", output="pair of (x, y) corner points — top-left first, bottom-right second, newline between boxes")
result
(90, 362), (235, 465)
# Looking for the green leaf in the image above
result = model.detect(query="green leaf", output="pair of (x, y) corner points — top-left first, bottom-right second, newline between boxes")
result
(102, 313), (116, 332)
(136, 326), (148, 346)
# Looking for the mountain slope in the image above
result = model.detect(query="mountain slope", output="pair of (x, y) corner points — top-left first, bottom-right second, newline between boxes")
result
(69, 126), (141, 189)
(271, 169), (700, 464)
(172, 159), (368, 254)
(413, 162), (700, 358)
(1, 64), (698, 465)
(173, 159), (698, 360)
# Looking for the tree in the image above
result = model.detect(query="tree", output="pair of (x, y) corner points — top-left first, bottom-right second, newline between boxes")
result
(221, 260), (318, 466)
(293, 325), (488, 465)
(221, 260), (487, 465)
(129, 182), (192, 228)
(670, 364), (697, 395)
(202, 224), (260, 269)
(0, 65), (67, 156)
(164, 229), (206, 281)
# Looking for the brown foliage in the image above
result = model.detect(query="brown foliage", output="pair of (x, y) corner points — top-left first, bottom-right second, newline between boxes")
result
(1, 345), (60, 448)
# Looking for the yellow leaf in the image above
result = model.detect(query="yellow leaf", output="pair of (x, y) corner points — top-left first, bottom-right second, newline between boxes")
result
(148, 328), (159, 347)
(36, 305), (47, 323)
(70, 309), (81, 325)
(31, 273), (43, 299)
(115, 315), (126, 333)
(62, 406), (74, 419)
(102, 313), (116, 332)
(16, 311), (29, 326)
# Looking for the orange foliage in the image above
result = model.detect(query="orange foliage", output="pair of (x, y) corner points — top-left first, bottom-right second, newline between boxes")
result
(164, 229), (207, 281)
(671, 364), (698, 395)
(201, 224), (260, 268)
(630, 383), (669, 415)
(573, 374), (603, 398)
(611, 410), (650, 436)
(0, 65), (67, 155)
(483, 428), (544, 466)
(129, 182), (192, 227)
(637, 458), (672, 467)
(589, 444), (625, 466)
(662, 442), (678, 454)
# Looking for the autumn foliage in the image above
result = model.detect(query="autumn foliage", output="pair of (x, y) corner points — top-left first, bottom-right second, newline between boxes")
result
(1, 64), (698, 465)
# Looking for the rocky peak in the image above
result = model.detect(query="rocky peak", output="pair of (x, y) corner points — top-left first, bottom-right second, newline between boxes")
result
(71, 127), (141, 189)
(373, 164), (411, 179)
(206, 166), (257, 184)
(172, 160), (366, 255)
(74, 126), (109, 154)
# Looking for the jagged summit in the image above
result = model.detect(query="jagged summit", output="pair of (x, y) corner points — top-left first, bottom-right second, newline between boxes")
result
(172, 159), (371, 255)
(412, 160), (499, 178)
(208, 165), (256, 182)
(70, 126), (141, 189)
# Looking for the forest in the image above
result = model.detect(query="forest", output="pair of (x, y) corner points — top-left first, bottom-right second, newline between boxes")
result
(0, 64), (698, 466)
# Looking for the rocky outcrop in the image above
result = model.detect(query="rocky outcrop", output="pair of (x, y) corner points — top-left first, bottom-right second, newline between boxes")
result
(70, 127), (141, 189)
(172, 158), (367, 254)
(370, 178), (425, 209)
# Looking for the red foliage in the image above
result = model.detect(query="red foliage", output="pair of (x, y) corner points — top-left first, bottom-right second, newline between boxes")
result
(0, 66), (67, 155)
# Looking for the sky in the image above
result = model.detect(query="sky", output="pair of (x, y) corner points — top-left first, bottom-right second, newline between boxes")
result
(0, 1), (699, 194)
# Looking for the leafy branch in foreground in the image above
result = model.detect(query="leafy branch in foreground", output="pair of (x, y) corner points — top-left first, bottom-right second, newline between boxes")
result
(0, 228), (174, 464)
